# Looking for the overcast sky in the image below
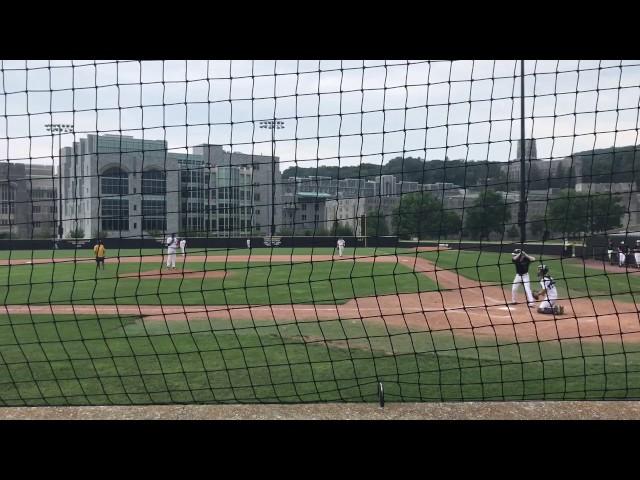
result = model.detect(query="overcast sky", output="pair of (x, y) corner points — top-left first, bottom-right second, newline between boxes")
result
(1, 60), (639, 172)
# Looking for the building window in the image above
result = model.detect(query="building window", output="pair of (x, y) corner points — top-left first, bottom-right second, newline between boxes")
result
(101, 199), (129, 231)
(142, 199), (167, 231)
(142, 200), (165, 217)
(302, 215), (307, 221)
(142, 169), (166, 195)
(256, 209), (260, 214)
(33, 206), (41, 213)
(302, 204), (307, 211)
(101, 167), (128, 195)
(254, 192), (260, 201)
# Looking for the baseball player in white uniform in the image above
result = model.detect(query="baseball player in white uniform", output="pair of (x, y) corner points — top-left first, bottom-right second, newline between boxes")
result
(246, 238), (251, 249)
(511, 248), (536, 307)
(533, 264), (564, 315)
(337, 238), (345, 257)
(179, 238), (187, 258)
(166, 233), (178, 269)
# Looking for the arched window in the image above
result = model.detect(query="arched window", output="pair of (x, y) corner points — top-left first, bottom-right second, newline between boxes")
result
(142, 169), (166, 195)
(101, 167), (128, 195)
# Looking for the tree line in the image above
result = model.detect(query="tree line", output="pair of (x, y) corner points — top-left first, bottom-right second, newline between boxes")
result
(282, 145), (640, 192)
(365, 189), (626, 240)
(282, 156), (508, 188)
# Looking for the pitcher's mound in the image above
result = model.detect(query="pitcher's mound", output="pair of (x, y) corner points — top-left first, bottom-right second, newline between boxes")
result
(119, 269), (228, 280)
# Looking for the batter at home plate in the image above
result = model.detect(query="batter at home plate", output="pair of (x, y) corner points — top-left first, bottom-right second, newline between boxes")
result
(511, 248), (536, 308)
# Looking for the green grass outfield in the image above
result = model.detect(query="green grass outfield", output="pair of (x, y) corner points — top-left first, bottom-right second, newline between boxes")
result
(0, 260), (438, 305)
(0, 247), (413, 260)
(2, 313), (640, 405)
(421, 250), (640, 303)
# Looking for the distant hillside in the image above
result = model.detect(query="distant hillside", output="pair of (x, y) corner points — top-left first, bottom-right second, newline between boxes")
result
(282, 145), (640, 189)
(569, 145), (640, 184)
(282, 156), (507, 187)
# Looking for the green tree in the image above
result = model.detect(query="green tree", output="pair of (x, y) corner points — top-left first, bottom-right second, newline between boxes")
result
(392, 192), (462, 239)
(66, 227), (85, 239)
(529, 216), (546, 239)
(440, 210), (462, 238)
(506, 225), (520, 239)
(333, 224), (354, 236)
(589, 193), (625, 233)
(464, 190), (511, 240)
(547, 190), (624, 236)
(365, 210), (389, 236)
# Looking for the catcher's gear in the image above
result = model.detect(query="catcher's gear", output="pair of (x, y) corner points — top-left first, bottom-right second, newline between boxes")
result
(513, 248), (522, 255)
(537, 264), (549, 279)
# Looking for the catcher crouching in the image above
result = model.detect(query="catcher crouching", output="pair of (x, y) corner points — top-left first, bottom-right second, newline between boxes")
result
(532, 264), (565, 315)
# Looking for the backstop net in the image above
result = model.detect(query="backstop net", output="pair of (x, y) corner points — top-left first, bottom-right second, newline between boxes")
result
(1, 60), (640, 405)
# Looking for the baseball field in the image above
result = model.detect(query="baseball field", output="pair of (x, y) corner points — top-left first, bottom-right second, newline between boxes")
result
(2, 246), (640, 405)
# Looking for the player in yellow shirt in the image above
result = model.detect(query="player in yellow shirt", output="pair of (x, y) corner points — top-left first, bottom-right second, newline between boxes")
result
(93, 240), (106, 270)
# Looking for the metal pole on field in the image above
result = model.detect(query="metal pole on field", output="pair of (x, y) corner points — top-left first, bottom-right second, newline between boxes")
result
(259, 119), (285, 238)
(45, 123), (73, 241)
(519, 60), (527, 247)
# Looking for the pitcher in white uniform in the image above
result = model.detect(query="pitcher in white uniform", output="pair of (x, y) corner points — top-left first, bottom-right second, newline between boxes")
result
(337, 238), (345, 257)
(166, 233), (178, 269)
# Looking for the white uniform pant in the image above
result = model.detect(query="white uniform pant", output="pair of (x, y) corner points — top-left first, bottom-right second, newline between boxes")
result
(181, 247), (186, 258)
(539, 298), (556, 311)
(167, 250), (176, 268)
(512, 273), (535, 303)
(338, 246), (344, 256)
(634, 253), (640, 266)
(619, 253), (626, 266)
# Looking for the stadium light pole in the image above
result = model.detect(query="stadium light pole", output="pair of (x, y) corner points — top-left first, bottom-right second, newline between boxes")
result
(259, 119), (285, 237)
(45, 123), (74, 241)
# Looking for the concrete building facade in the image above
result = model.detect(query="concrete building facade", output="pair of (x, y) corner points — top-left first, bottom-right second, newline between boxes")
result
(0, 163), (56, 239)
(193, 145), (281, 236)
(60, 134), (180, 239)
(59, 135), (280, 239)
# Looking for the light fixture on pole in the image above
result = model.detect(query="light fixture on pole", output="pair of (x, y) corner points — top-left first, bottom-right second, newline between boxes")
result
(259, 119), (285, 238)
(45, 123), (74, 240)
